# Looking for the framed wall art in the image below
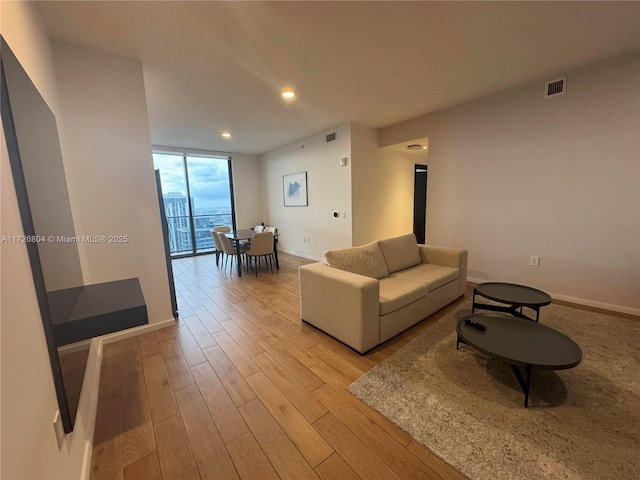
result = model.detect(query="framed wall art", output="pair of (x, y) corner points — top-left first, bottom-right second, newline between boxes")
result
(283, 171), (308, 207)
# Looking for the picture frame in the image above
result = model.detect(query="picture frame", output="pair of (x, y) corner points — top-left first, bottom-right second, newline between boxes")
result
(283, 171), (308, 207)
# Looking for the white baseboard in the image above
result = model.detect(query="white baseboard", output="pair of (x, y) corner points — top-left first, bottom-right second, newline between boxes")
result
(100, 317), (177, 344)
(58, 338), (92, 355)
(550, 293), (640, 317)
(79, 317), (176, 478)
(79, 339), (102, 480)
(280, 249), (323, 262)
(58, 317), (177, 354)
(466, 277), (639, 317)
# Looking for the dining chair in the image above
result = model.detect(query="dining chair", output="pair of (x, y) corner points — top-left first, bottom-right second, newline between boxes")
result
(217, 231), (246, 274)
(242, 224), (265, 248)
(263, 227), (277, 265)
(211, 226), (231, 266)
(246, 231), (274, 276)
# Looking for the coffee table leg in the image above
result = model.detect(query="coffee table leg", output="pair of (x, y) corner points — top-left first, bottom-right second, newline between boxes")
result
(511, 364), (533, 407)
(523, 365), (532, 407)
(472, 289), (477, 313)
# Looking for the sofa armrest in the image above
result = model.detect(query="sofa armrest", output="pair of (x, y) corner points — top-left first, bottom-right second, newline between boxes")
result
(419, 245), (468, 297)
(299, 262), (380, 353)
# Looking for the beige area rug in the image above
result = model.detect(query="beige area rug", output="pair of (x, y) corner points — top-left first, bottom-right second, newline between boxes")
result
(348, 300), (640, 480)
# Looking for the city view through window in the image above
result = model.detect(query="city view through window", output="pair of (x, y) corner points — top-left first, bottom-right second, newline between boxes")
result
(153, 152), (233, 256)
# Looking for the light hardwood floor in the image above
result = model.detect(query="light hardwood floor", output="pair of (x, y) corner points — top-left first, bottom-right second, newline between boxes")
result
(90, 252), (474, 480)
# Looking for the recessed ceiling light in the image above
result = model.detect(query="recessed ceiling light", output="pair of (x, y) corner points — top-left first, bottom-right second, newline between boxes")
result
(221, 131), (232, 138)
(281, 89), (296, 99)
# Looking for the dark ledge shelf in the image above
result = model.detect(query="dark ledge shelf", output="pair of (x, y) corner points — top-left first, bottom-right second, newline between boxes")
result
(48, 278), (148, 346)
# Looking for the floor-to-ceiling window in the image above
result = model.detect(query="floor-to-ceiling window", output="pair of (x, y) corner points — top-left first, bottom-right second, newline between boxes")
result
(153, 150), (235, 256)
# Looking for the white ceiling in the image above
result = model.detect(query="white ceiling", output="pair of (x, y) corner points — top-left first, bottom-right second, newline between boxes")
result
(36, 1), (639, 155)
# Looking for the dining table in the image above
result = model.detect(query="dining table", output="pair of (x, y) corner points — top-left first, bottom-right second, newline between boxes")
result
(225, 229), (279, 276)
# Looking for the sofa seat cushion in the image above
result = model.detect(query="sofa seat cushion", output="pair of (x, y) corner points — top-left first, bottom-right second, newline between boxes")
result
(392, 263), (460, 292)
(378, 233), (422, 273)
(379, 277), (428, 315)
(325, 241), (389, 279)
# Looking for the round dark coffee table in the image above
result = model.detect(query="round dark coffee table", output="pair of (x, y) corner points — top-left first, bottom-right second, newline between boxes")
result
(472, 282), (552, 322)
(456, 313), (582, 407)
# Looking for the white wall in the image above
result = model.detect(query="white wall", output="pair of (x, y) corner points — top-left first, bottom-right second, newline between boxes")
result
(51, 41), (173, 325)
(260, 124), (352, 259)
(0, 2), (92, 478)
(380, 52), (640, 313)
(231, 153), (263, 228)
(351, 124), (419, 246)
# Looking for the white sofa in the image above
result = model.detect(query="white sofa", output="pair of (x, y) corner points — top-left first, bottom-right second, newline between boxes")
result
(299, 233), (467, 353)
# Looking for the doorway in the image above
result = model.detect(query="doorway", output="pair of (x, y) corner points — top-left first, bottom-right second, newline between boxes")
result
(413, 164), (428, 244)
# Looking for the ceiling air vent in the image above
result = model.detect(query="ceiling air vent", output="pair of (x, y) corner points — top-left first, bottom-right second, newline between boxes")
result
(326, 132), (336, 142)
(545, 77), (567, 98)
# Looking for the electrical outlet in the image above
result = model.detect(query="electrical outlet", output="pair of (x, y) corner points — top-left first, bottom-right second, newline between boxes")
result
(530, 256), (540, 267)
(53, 410), (64, 449)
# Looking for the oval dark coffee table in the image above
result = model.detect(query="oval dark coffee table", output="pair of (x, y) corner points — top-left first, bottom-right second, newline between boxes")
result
(472, 282), (551, 322)
(456, 313), (582, 407)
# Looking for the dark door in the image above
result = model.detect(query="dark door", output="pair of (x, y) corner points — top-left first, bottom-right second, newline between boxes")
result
(155, 170), (179, 319)
(413, 164), (428, 244)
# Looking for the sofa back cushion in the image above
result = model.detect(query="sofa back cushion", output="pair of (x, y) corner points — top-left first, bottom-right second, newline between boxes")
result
(378, 233), (422, 273)
(325, 241), (389, 279)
